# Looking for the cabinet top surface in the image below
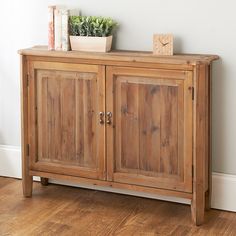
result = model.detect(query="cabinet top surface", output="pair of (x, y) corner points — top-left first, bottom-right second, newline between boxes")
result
(19, 46), (219, 66)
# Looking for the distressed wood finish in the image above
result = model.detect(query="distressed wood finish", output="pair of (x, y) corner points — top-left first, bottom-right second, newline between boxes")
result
(19, 47), (218, 225)
(106, 67), (193, 193)
(1, 177), (236, 236)
(19, 46), (219, 66)
(28, 61), (106, 180)
(20, 55), (33, 197)
(205, 64), (213, 211)
(191, 64), (212, 226)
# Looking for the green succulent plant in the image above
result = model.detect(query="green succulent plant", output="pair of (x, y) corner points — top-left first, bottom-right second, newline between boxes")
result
(69, 16), (118, 37)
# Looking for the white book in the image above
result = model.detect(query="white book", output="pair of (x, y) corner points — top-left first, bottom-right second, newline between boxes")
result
(54, 8), (62, 50)
(61, 9), (70, 51)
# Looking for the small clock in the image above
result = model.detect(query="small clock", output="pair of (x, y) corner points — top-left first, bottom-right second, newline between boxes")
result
(153, 34), (174, 56)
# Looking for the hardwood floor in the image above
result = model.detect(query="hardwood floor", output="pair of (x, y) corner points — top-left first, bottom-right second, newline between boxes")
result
(0, 177), (235, 236)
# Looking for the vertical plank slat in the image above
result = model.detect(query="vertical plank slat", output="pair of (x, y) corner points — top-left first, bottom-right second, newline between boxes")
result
(149, 85), (161, 172)
(47, 76), (62, 162)
(37, 73), (42, 161)
(115, 78), (122, 172)
(91, 75), (97, 168)
(139, 84), (161, 173)
(83, 79), (92, 167)
(37, 75), (49, 161)
(42, 77), (49, 161)
(61, 78), (76, 163)
(160, 86), (178, 175)
(83, 78), (88, 167)
(121, 82), (139, 170)
(139, 84), (148, 171)
(120, 81), (128, 169)
(177, 83), (184, 180)
(75, 78), (84, 165)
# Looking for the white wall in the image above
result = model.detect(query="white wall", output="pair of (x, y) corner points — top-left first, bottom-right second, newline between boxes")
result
(0, 0), (236, 175)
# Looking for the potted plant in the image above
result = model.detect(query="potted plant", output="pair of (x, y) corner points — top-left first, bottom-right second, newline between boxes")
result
(69, 16), (118, 52)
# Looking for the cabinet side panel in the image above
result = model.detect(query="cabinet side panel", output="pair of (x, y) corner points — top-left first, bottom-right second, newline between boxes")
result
(191, 64), (209, 225)
(205, 64), (212, 210)
(21, 55), (33, 196)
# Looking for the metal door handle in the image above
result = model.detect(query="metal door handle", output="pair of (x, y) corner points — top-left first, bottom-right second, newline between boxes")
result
(99, 112), (104, 124)
(106, 112), (112, 125)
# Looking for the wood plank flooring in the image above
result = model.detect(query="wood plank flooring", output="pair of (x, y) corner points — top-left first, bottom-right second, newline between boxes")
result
(0, 177), (236, 236)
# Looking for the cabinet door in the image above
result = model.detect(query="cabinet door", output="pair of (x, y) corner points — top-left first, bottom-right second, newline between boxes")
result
(106, 66), (193, 192)
(28, 61), (105, 180)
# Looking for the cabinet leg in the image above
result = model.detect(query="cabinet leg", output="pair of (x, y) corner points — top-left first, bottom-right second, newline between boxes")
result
(191, 195), (205, 226)
(41, 177), (49, 186)
(22, 151), (33, 197)
(22, 174), (33, 198)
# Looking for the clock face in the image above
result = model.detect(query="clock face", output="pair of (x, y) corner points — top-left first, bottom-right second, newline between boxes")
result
(153, 34), (174, 56)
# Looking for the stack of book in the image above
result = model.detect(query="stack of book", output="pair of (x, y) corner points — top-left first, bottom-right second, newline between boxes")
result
(48, 6), (79, 51)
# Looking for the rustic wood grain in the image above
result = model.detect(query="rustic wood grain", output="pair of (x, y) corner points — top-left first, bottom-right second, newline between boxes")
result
(18, 45), (219, 66)
(29, 62), (106, 180)
(19, 49), (218, 225)
(191, 64), (208, 225)
(205, 64), (212, 211)
(160, 86), (178, 175)
(30, 170), (192, 199)
(139, 83), (161, 173)
(120, 81), (139, 169)
(21, 55), (33, 197)
(106, 67), (193, 193)
(27, 55), (195, 71)
(1, 178), (236, 236)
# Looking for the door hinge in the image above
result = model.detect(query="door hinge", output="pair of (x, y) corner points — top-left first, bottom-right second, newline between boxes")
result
(26, 144), (30, 156)
(192, 87), (194, 100)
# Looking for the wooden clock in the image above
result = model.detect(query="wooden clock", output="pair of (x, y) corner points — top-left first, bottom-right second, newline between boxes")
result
(153, 34), (174, 55)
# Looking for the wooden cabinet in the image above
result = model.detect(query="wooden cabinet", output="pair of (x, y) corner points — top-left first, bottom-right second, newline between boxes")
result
(19, 46), (219, 225)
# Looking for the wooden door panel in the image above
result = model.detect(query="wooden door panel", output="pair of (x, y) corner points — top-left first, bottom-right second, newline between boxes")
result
(29, 62), (105, 180)
(106, 67), (192, 192)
